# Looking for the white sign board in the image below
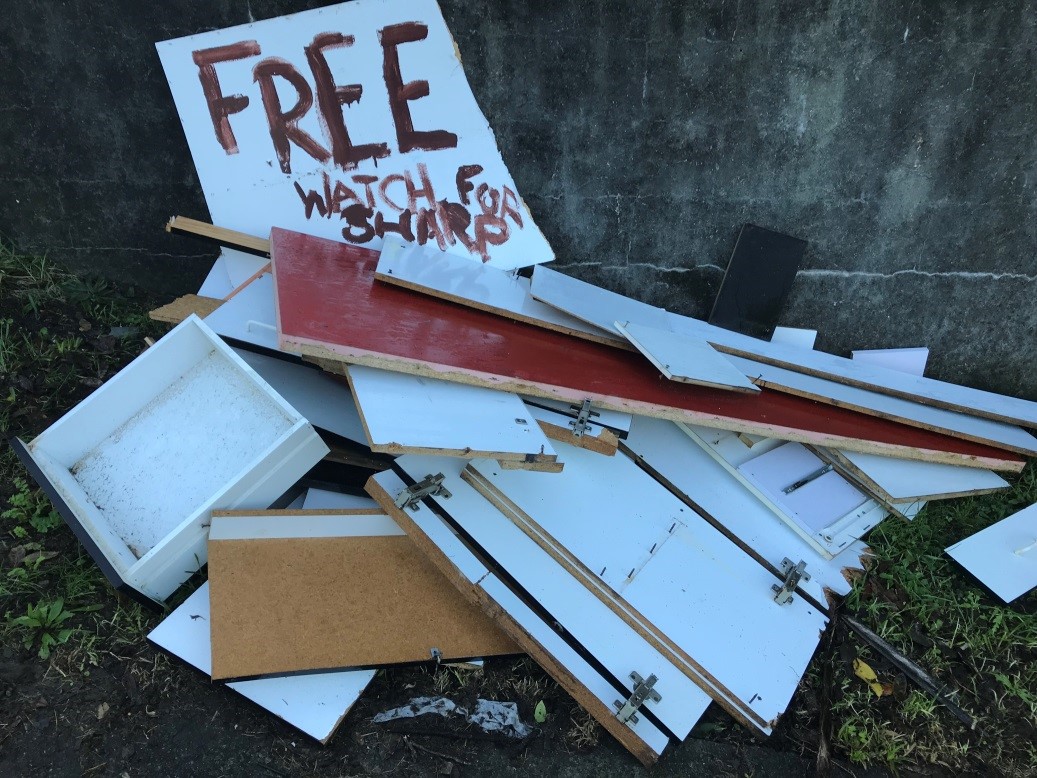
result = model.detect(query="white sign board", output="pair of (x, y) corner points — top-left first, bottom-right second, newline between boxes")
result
(157, 0), (553, 270)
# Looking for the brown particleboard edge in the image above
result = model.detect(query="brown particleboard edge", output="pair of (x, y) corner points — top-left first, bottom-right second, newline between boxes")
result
(364, 474), (662, 767)
(374, 270), (633, 351)
(617, 440), (833, 615)
(340, 363), (561, 469)
(746, 372), (1037, 458)
(165, 215), (271, 257)
(148, 294), (224, 324)
(536, 418), (619, 457)
(207, 529), (517, 680)
(296, 342), (1025, 473)
(459, 465), (768, 733)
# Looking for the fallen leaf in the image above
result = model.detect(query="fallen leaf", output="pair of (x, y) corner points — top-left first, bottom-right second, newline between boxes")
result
(534, 700), (547, 723)
(97, 702), (110, 720)
(853, 658), (890, 698)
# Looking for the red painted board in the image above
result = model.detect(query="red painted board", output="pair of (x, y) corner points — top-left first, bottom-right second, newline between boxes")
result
(271, 229), (1024, 472)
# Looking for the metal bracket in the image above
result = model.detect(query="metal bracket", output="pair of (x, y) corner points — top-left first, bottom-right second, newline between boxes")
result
(782, 463), (832, 494)
(568, 399), (600, 438)
(613, 671), (661, 727)
(394, 473), (451, 511)
(772, 558), (810, 605)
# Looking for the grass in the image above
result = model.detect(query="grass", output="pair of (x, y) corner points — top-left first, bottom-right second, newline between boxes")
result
(822, 462), (1037, 775)
(0, 238), (161, 678)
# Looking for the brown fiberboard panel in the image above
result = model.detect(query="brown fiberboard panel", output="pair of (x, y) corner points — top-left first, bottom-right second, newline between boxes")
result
(149, 294), (224, 324)
(208, 512), (517, 680)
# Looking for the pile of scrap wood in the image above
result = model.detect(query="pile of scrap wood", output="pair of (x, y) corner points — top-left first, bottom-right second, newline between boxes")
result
(13, 218), (1037, 765)
(11, 0), (1037, 766)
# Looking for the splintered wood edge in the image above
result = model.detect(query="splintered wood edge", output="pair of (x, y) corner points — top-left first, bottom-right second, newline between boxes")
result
(374, 271), (634, 351)
(166, 216), (271, 257)
(536, 419), (619, 457)
(148, 294), (224, 324)
(496, 458), (565, 473)
(295, 343), (1023, 473)
(459, 464), (768, 733)
(364, 476), (661, 767)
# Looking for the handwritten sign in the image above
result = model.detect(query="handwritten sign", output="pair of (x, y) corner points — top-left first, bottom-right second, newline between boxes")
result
(157, 0), (553, 269)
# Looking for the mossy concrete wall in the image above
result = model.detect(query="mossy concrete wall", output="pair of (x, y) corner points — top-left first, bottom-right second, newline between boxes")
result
(1, 1), (1034, 396)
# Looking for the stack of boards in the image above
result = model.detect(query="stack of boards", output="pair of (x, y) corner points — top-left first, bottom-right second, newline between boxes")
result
(117, 222), (1035, 764)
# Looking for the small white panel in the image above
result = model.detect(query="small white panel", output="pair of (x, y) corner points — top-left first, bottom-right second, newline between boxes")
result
(377, 238), (616, 341)
(233, 349), (367, 445)
(946, 503), (1037, 603)
(852, 347), (929, 377)
(197, 255), (233, 298)
(348, 365), (556, 459)
(615, 320), (759, 391)
(770, 327), (817, 350)
(302, 488), (379, 511)
(837, 450), (1009, 502)
(209, 511), (402, 540)
(148, 583), (374, 742)
(203, 273), (282, 353)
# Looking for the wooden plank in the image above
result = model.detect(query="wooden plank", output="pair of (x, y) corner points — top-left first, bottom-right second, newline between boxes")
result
(149, 294), (223, 324)
(375, 238), (623, 347)
(207, 510), (516, 680)
(345, 364), (558, 465)
(464, 446), (827, 730)
(530, 265), (1037, 429)
(727, 354), (1037, 456)
(233, 348), (367, 446)
(615, 320), (760, 392)
(707, 223), (806, 340)
(272, 229), (1024, 471)
(946, 503), (1037, 603)
(166, 216), (271, 257)
(679, 426), (887, 559)
(366, 470), (680, 766)
(620, 416), (870, 604)
(148, 583), (375, 743)
(827, 449), (1010, 503)
(372, 461), (720, 738)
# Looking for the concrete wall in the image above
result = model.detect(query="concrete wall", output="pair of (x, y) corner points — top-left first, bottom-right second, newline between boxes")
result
(1, 1), (1034, 397)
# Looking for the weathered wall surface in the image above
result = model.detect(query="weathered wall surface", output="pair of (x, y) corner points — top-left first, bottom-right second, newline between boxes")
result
(1, 1), (1034, 396)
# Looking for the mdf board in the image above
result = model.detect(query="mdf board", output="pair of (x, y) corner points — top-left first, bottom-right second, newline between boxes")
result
(946, 503), (1037, 603)
(725, 354), (1037, 458)
(149, 294), (223, 325)
(770, 327), (817, 350)
(366, 470), (685, 766)
(830, 449), (1009, 503)
(367, 465), (713, 740)
(375, 237), (622, 347)
(271, 229), (1020, 470)
(207, 510), (516, 679)
(736, 442), (888, 558)
(620, 416), (869, 603)
(232, 348), (368, 446)
(614, 321), (759, 392)
(11, 316), (328, 603)
(345, 364), (559, 465)
(708, 224), (806, 340)
(463, 448), (827, 730)
(148, 583), (375, 743)
(530, 266), (1037, 429)
(203, 273), (283, 353)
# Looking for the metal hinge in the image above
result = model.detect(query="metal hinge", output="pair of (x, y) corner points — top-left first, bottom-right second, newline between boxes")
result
(772, 558), (810, 605)
(568, 399), (600, 438)
(782, 463), (832, 494)
(394, 473), (451, 511)
(613, 671), (661, 727)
